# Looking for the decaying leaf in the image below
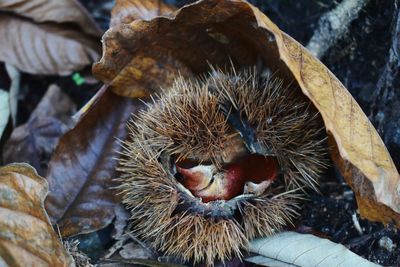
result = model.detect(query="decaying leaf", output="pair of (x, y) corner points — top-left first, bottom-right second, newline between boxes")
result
(0, 163), (74, 267)
(247, 231), (379, 267)
(2, 84), (75, 176)
(0, 14), (100, 75)
(30, 84), (76, 123)
(0, 0), (101, 37)
(2, 118), (69, 176)
(92, 0), (400, 226)
(119, 242), (153, 260)
(111, 205), (130, 240)
(99, 259), (188, 267)
(94, 0), (192, 98)
(0, 4), (100, 75)
(45, 87), (145, 237)
(110, 0), (176, 27)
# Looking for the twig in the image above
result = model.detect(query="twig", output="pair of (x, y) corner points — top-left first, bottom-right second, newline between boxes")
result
(351, 212), (363, 235)
(104, 237), (128, 259)
(306, 0), (370, 58)
(5, 63), (20, 126)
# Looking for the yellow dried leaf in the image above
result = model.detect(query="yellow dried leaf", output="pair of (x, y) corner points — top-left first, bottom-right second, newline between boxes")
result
(0, 164), (74, 267)
(250, 6), (400, 224)
(111, 0), (176, 26)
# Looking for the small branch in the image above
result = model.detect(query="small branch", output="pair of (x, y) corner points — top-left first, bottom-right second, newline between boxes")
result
(351, 213), (363, 235)
(306, 0), (370, 58)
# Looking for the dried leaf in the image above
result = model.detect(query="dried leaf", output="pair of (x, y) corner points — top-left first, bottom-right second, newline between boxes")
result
(45, 87), (144, 237)
(100, 259), (188, 267)
(93, 0), (400, 226)
(0, 13), (100, 75)
(111, 0), (176, 27)
(94, 0), (190, 98)
(251, 6), (400, 225)
(0, 0), (101, 37)
(30, 84), (76, 123)
(2, 84), (76, 176)
(0, 163), (74, 267)
(119, 243), (153, 260)
(94, 43), (193, 98)
(112, 205), (130, 240)
(3, 118), (69, 176)
(247, 231), (379, 267)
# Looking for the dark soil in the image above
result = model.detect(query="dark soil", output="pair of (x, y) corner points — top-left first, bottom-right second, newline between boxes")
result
(298, 172), (400, 266)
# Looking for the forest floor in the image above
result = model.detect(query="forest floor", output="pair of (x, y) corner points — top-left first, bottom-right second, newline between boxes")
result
(1, 0), (399, 266)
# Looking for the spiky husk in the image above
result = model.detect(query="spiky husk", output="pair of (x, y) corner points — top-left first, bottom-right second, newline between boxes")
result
(117, 67), (328, 265)
(209, 68), (328, 190)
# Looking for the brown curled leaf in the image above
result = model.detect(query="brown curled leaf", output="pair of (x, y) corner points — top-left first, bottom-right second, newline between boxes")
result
(255, 12), (400, 225)
(93, 39), (193, 98)
(0, 14), (100, 75)
(94, 0), (190, 98)
(93, 0), (400, 226)
(0, 0), (101, 37)
(111, 0), (176, 27)
(0, 163), (74, 267)
(45, 86), (145, 237)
